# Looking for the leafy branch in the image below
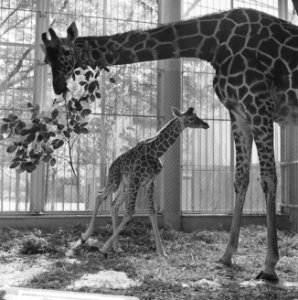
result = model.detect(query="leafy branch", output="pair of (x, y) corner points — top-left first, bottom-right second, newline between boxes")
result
(1, 67), (109, 175)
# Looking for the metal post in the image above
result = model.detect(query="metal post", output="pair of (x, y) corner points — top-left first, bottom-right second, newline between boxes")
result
(278, 0), (288, 214)
(157, 0), (182, 230)
(278, 0), (288, 19)
(30, 0), (49, 212)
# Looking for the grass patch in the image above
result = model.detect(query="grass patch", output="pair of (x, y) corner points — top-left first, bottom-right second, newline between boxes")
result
(0, 222), (297, 299)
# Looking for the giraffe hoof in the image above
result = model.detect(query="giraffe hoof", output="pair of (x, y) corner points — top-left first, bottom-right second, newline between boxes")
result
(218, 256), (232, 267)
(255, 271), (279, 283)
(113, 247), (124, 254)
(100, 250), (108, 259)
(156, 250), (167, 258)
(80, 235), (86, 245)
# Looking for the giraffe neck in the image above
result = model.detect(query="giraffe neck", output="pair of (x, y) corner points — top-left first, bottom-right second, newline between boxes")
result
(72, 10), (235, 69)
(144, 118), (183, 158)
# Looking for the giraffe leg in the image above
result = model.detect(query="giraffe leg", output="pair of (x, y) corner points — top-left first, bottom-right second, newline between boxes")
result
(111, 190), (128, 253)
(101, 178), (139, 255)
(81, 191), (107, 243)
(69, 190), (107, 251)
(220, 112), (253, 266)
(145, 181), (166, 257)
(252, 120), (279, 282)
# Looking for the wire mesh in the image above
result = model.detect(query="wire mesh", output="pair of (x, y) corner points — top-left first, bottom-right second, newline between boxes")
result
(0, 0), (37, 212)
(0, 0), (287, 217)
(42, 0), (159, 213)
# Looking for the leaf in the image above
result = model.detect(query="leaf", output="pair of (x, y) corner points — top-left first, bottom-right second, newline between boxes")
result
(109, 77), (116, 83)
(10, 161), (20, 169)
(37, 133), (44, 142)
(24, 162), (37, 173)
(57, 124), (65, 131)
(50, 157), (57, 167)
(51, 138), (60, 145)
(101, 66), (110, 72)
(42, 116), (52, 123)
(7, 144), (18, 153)
(51, 108), (59, 119)
(42, 133), (50, 143)
(1, 123), (8, 134)
(79, 81), (87, 86)
(85, 70), (93, 81)
(79, 96), (88, 102)
(32, 118), (41, 124)
(8, 113), (18, 121)
(12, 157), (22, 162)
(27, 102), (34, 108)
(81, 109), (92, 118)
(20, 128), (31, 136)
(52, 139), (64, 150)
(88, 81), (97, 93)
(25, 133), (36, 144)
(15, 148), (25, 157)
(2, 118), (10, 122)
(63, 130), (70, 138)
(90, 94), (95, 102)
(74, 127), (81, 134)
(80, 122), (88, 127)
(75, 102), (83, 111)
(29, 149), (41, 159)
(16, 121), (26, 130)
(95, 92), (101, 99)
(81, 127), (89, 134)
(42, 155), (52, 163)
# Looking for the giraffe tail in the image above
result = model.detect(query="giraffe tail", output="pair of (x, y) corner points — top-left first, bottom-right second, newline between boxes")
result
(95, 188), (110, 209)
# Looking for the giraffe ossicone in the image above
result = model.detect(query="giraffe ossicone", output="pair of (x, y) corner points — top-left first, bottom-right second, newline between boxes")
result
(77, 107), (209, 256)
(42, 8), (298, 281)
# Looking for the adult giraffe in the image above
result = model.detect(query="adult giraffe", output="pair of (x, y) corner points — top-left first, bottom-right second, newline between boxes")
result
(42, 8), (298, 282)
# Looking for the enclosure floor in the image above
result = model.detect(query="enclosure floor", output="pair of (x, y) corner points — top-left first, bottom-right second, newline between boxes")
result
(3, 287), (139, 300)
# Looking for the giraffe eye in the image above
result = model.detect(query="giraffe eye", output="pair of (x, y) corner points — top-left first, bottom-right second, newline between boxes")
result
(63, 49), (70, 56)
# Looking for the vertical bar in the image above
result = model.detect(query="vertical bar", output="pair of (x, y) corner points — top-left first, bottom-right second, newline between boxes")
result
(278, 0), (288, 213)
(229, 0), (235, 214)
(278, 0), (288, 19)
(100, 0), (108, 194)
(158, 0), (182, 230)
(0, 166), (3, 211)
(30, 0), (49, 212)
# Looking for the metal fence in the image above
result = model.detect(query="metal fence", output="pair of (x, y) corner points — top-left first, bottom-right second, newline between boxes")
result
(0, 0), (291, 217)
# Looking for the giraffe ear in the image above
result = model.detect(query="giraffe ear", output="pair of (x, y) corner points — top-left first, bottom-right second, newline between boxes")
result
(67, 22), (78, 42)
(186, 107), (194, 115)
(172, 106), (181, 117)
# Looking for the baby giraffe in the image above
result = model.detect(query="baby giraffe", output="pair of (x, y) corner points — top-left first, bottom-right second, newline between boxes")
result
(79, 107), (209, 256)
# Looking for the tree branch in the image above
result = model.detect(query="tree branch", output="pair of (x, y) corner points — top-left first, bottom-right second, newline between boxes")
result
(0, 46), (33, 92)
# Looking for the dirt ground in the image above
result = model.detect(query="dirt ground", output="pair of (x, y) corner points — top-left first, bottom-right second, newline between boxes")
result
(0, 222), (297, 299)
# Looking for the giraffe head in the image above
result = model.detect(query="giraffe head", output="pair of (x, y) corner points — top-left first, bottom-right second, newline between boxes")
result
(42, 22), (78, 95)
(172, 107), (209, 129)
